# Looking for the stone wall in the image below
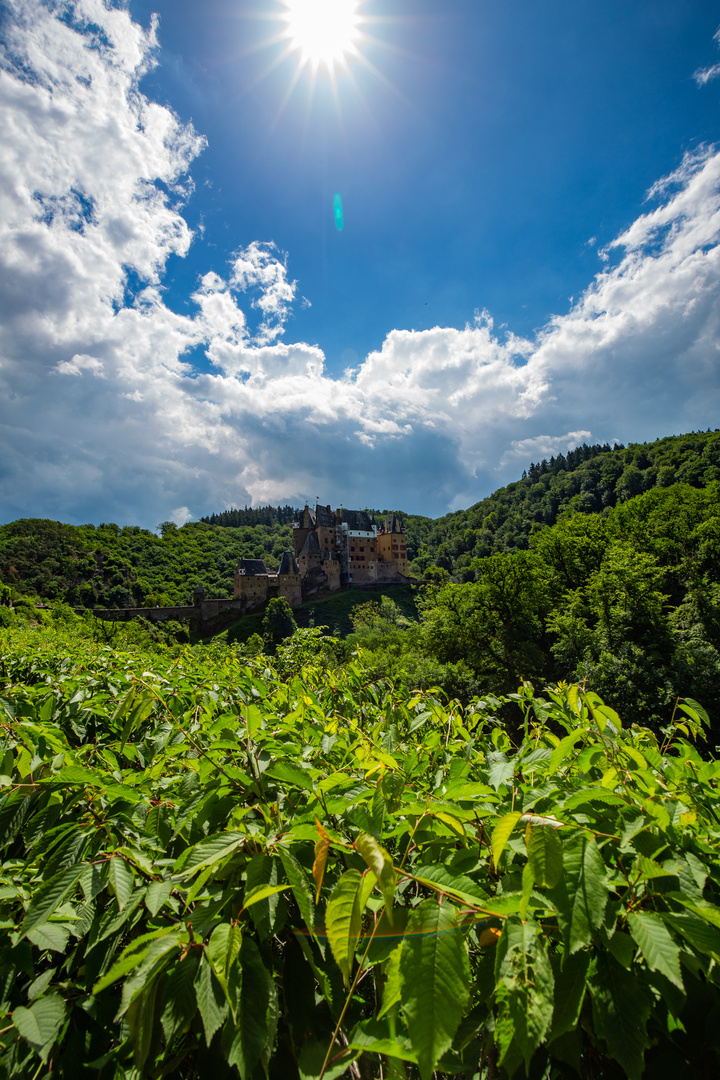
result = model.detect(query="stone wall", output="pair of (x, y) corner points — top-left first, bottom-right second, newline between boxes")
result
(92, 597), (246, 632)
(234, 575), (269, 609)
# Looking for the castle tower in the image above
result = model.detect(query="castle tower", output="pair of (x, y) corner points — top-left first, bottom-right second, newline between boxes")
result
(272, 550), (302, 607)
(377, 512), (408, 578)
(297, 529), (323, 578)
(292, 504), (316, 558)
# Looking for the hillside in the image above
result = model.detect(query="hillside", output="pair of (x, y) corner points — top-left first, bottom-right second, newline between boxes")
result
(1, 431), (718, 612)
(0, 516), (296, 609)
(409, 429), (720, 577)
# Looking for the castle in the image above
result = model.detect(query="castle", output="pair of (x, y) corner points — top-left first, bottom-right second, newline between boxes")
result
(233, 504), (409, 611)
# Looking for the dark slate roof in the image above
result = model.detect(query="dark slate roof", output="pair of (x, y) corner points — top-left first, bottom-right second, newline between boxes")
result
(277, 551), (299, 575)
(315, 503), (335, 528)
(385, 512), (405, 534)
(299, 531), (321, 556)
(339, 508), (374, 532)
(236, 558), (268, 576)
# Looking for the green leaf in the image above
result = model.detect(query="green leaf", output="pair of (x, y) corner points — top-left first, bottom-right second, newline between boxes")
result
(378, 947), (403, 1018)
(663, 910), (720, 961)
(399, 899), (470, 1080)
(491, 811), (522, 867)
(627, 911), (683, 990)
(678, 697), (709, 728)
(380, 771), (405, 812)
(487, 754), (514, 790)
(278, 847), (316, 938)
(325, 869), (364, 986)
(298, 1038), (358, 1080)
(94, 929), (184, 994)
(526, 823), (563, 888)
(207, 922), (243, 987)
(563, 788), (627, 810)
(242, 883), (291, 910)
(590, 950), (651, 1080)
(225, 937), (276, 1079)
(493, 916), (554, 1075)
(125, 970), (161, 1070)
(12, 994), (66, 1063)
(676, 900), (720, 931)
(519, 860), (535, 920)
(265, 759), (314, 791)
(145, 879), (173, 917)
(348, 1017), (417, 1062)
(607, 930), (635, 969)
(173, 833), (246, 878)
(161, 954), (200, 1044)
(121, 691), (155, 750)
(412, 864), (491, 909)
(548, 732), (584, 773)
(549, 833), (608, 954)
(22, 864), (84, 934)
(549, 951), (589, 1041)
(108, 856), (134, 910)
(118, 934), (186, 1017)
(243, 703), (263, 737)
(27, 922), (71, 953)
(244, 853), (283, 941)
(355, 832), (395, 917)
(195, 954), (229, 1046)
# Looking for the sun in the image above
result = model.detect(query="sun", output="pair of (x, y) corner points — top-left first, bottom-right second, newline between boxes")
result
(280, 0), (363, 72)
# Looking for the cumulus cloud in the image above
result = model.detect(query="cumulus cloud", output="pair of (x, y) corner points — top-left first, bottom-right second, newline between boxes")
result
(500, 432), (594, 468)
(1, 0), (720, 528)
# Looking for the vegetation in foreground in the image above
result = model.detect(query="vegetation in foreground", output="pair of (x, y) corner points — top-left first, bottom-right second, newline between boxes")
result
(0, 626), (718, 1079)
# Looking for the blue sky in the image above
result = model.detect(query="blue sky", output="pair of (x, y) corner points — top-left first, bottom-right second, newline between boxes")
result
(1, 0), (720, 527)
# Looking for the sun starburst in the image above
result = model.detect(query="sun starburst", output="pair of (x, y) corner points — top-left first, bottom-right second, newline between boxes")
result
(280, 0), (363, 73)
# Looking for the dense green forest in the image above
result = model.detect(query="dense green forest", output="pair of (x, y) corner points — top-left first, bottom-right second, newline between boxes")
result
(408, 429), (720, 576)
(2, 430), (719, 733)
(0, 518), (296, 610)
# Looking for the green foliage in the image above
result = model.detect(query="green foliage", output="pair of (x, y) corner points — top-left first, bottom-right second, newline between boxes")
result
(262, 597), (297, 650)
(0, 629), (718, 1078)
(0, 517), (296, 610)
(409, 429), (720, 576)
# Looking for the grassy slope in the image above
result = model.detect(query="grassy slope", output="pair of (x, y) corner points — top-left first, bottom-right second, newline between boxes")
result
(219, 584), (421, 643)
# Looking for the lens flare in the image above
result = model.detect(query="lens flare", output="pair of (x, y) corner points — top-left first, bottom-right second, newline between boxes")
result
(333, 193), (344, 231)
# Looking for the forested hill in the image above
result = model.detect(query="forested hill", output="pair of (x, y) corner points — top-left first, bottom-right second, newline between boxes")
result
(408, 429), (720, 577)
(0, 430), (718, 609)
(0, 518), (296, 610)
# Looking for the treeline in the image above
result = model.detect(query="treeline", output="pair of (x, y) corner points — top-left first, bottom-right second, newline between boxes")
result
(349, 479), (720, 733)
(524, 440), (623, 480)
(409, 429), (720, 575)
(0, 519), (295, 611)
(199, 504), (299, 528)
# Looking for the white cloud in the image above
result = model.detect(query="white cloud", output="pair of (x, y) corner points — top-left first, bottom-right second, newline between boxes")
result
(170, 506), (193, 526)
(229, 241), (300, 344)
(500, 432), (593, 468)
(694, 63), (720, 86)
(55, 353), (105, 377)
(694, 25), (720, 85)
(1, 1), (720, 528)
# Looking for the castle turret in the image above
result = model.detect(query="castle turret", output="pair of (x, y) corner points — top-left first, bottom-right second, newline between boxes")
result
(377, 512), (408, 578)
